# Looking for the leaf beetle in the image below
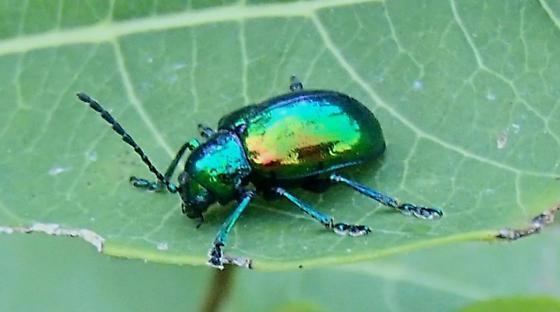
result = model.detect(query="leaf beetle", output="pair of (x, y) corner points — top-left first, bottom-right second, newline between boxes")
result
(76, 76), (442, 269)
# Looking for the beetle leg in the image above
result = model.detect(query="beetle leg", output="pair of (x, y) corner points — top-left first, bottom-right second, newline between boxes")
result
(273, 187), (371, 237)
(289, 75), (304, 92)
(130, 139), (200, 193)
(329, 174), (444, 220)
(208, 190), (255, 269)
(197, 123), (215, 139)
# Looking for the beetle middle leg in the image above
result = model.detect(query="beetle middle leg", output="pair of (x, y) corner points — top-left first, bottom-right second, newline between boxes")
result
(130, 138), (200, 192)
(329, 173), (443, 219)
(272, 187), (371, 236)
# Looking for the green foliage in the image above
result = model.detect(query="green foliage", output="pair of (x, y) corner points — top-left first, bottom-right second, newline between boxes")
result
(460, 297), (560, 312)
(0, 0), (558, 271)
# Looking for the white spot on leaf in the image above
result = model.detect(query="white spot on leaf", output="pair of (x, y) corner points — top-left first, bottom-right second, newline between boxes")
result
(486, 91), (496, 101)
(497, 123), (521, 149)
(0, 226), (14, 234)
(86, 150), (97, 162)
(49, 166), (69, 176)
(172, 63), (187, 70)
(412, 80), (423, 91)
(497, 131), (508, 149)
(157, 242), (169, 251)
(373, 74), (384, 83)
(0, 223), (104, 252)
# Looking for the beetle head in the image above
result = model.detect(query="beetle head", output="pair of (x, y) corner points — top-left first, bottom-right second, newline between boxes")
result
(177, 131), (252, 220)
(178, 171), (215, 219)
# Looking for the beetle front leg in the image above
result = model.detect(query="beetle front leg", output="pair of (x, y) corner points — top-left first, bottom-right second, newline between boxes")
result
(273, 187), (370, 237)
(329, 173), (443, 219)
(208, 190), (255, 269)
(197, 124), (215, 139)
(130, 139), (201, 193)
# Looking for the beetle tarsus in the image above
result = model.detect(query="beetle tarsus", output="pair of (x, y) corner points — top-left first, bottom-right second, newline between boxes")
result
(208, 243), (225, 269)
(197, 124), (215, 139)
(397, 203), (443, 220)
(129, 176), (167, 192)
(331, 223), (371, 237)
(289, 75), (304, 92)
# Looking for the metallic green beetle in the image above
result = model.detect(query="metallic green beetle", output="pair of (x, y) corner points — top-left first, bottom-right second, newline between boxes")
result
(76, 77), (442, 269)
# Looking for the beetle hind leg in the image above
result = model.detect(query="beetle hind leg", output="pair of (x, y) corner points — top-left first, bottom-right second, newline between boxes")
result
(329, 173), (443, 220)
(273, 187), (371, 237)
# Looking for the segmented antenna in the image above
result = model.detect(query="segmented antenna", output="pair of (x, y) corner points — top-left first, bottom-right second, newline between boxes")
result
(76, 92), (174, 192)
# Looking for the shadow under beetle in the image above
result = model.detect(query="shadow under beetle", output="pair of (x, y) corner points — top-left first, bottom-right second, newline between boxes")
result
(76, 76), (443, 269)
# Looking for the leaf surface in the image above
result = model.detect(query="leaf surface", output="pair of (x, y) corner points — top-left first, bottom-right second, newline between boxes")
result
(0, 0), (558, 269)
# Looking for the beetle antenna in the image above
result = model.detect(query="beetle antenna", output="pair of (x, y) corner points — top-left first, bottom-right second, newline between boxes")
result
(76, 92), (175, 192)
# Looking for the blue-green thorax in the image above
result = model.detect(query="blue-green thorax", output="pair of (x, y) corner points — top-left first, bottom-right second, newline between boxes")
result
(179, 130), (252, 218)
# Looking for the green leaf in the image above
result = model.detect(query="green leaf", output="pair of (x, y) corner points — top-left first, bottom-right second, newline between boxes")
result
(460, 297), (560, 312)
(1, 222), (558, 311)
(0, 234), (213, 311)
(0, 0), (558, 269)
(229, 229), (560, 311)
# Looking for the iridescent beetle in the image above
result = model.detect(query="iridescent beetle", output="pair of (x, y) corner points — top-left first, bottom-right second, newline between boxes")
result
(77, 77), (442, 269)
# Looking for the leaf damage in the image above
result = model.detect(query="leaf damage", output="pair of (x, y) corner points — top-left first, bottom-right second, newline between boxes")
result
(0, 223), (105, 252)
(496, 203), (559, 240)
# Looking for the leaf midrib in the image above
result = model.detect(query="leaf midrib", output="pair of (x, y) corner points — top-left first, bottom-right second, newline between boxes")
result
(0, 0), (380, 56)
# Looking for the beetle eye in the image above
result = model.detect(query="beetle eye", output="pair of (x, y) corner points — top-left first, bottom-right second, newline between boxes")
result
(178, 171), (189, 185)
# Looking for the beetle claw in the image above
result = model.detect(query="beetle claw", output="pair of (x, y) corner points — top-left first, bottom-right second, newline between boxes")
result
(129, 176), (166, 192)
(289, 75), (304, 92)
(332, 223), (371, 237)
(208, 244), (225, 269)
(399, 203), (443, 220)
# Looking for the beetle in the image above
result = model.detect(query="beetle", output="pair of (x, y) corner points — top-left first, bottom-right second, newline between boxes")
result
(76, 76), (442, 269)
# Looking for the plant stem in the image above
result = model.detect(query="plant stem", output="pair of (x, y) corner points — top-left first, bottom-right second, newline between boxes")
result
(201, 267), (236, 312)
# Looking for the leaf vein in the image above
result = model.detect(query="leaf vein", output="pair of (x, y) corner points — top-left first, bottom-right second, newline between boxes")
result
(311, 12), (555, 178)
(112, 40), (175, 157)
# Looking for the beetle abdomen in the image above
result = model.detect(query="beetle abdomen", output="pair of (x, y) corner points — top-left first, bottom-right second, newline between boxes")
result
(219, 90), (385, 180)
